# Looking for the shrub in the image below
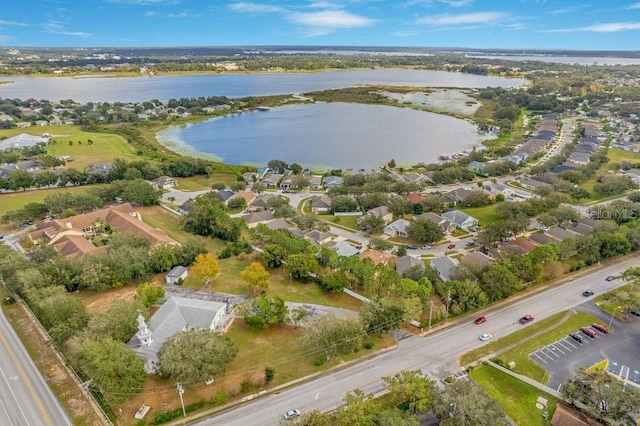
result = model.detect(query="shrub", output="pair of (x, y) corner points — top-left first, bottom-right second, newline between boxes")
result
(241, 378), (253, 393)
(212, 389), (228, 405)
(151, 401), (205, 424)
(313, 357), (326, 367)
(364, 341), (374, 350)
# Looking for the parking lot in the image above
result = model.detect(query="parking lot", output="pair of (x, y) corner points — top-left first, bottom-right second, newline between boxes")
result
(529, 304), (640, 390)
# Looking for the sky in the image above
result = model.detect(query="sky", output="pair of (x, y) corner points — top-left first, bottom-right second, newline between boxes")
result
(2, 1), (640, 50)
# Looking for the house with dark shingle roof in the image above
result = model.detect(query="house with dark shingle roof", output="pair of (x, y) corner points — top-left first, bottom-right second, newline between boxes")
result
(243, 210), (276, 228)
(430, 256), (460, 281)
(311, 195), (332, 213)
(395, 255), (425, 277)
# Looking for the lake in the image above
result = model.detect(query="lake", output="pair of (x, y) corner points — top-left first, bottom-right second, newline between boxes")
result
(0, 69), (526, 103)
(157, 102), (490, 170)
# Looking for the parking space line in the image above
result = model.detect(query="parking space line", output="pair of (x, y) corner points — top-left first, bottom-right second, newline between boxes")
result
(541, 346), (556, 360)
(556, 340), (573, 351)
(563, 339), (579, 349)
(531, 352), (548, 364)
(551, 342), (566, 355)
(544, 345), (561, 359)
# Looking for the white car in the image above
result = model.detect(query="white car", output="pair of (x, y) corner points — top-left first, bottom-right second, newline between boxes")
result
(284, 409), (301, 420)
(479, 333), (492, 342)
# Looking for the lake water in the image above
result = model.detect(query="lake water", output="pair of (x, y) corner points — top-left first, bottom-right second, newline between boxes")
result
(0, 69), (526, 103)
(157, 102), (490, 170)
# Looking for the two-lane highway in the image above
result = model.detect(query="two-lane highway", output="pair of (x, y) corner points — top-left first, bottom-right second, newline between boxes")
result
(0, 308), (71, 426)
(192, 256), (637, 426)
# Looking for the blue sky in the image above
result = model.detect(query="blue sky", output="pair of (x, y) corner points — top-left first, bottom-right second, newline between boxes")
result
(2, 1), (640, 50)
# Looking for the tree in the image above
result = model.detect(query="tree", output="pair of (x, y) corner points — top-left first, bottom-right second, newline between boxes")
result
(240, 262), (270, 293)
(267, 159), (288, 173)
(433, 379), (509, 426)
(264, 367), (275, 384)
(463, 190), (492, 207)
(359, 214), (385, 234)
(563, 368), (638, 424)
(7, 169), (34, 191)
(289, 306), (309, 328)
(261, 244), (286, 268)
(135, 282), (165, 308)
(383, 370), (435, 414)
(284, 253), (318, 282)
(291, 174), (310, 189)
(66, 336), (147, 405)
(334, 389), (380, 426)
(480, 262), (519, 300)
(192, 253), (220, 285)
(360, 298), (405, 336)
(34, 171), (59, 188)
(331, 195), (358, 212)
(407, 219), (443, 244)
(301, 314), (364, 360)
(87, 299), (147, 342)
(157, 330), (238, 385)
(239, 296), (288, 328)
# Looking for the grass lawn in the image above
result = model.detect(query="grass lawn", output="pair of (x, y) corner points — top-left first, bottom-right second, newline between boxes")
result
(0, 185), (105, 217)
(459, 204), (501, 226)
(470, 364), (558, 426)
(607, 147), (640, 165)
(176, 173), (239, 191)
(593, 283), (640, 320)
(0, 125), (141, 170)
(324, 215), (360, 231)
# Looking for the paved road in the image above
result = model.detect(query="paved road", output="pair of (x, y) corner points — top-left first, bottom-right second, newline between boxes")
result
(191, 256), (637, 426)
(0, 308), (72, 426)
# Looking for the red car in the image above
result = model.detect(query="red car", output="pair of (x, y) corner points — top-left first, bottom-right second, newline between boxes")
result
(519, 314), (534, 324)
(474, 316), (487, 325)
(591, 323), (609, 334)
(581, 327), (597, 338)
(447, 244), (456, 250)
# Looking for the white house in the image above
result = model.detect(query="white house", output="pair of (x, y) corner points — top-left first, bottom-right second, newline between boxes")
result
(129, 297), (231, 373)
(441, 210), (478, 230)
(166, 265), (188, 285)
(430, 256), (460, 281)
(384, 219), (411, 238)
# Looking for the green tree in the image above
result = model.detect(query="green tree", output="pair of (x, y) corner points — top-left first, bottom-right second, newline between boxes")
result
(407, 219), (443, 244)
(239, 296), (288, 328)
(66, 337), (146, 405)
(301, 314), (364, 361)
(334, 389), (380, 426)
(433, 379), (509, 426)
(359, 214), (385, 234)
(261, 244), (286, 268)
(157, 330), (238, 385)
(34, 171), (59, 188)
(360, 298), (405, 336)
(289, 306), (309, 328)
(480, 262), (519, 300)
(383, 370), (435, 414)
(87, 299), (147, 342)
(7, 169), (34, 191)
(284, 253), (318, 282)
(135, 282), (165, 308)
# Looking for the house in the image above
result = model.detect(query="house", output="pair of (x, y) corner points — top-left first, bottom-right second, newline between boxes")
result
(509, 238), (539, 253)
(549, 403), (603, 426)
(460, 251), (493, 270)
(263, 217), (294, 231)
(359, 249), (391, 266)
(85, 162), (113, 177)
(323, 176), (343, 189)
(0, 113), (12, 122)
(129, 297), (231, 373)
(567, 153), (590, 165)
(402, 172), (430, 184)
(242, 172), (258, 186)
(311, 195), (332, 213)
(545, 227), (580, 242)
(308, 175), (323, 190)
(529, 233), (557, 245)
(229, 191), (256, 207)
(430, 256), (460, 281)
(329, 241), (359, 257)
(243, 210), (276, 228)
(214, 189), (236, 204)
(165, 265), (188, 285)
(483, 182), (513, 197)
(519, 178), (551, 191)
(406, 192), (426, 204)
(357, 206), (393, 227)
(0, 133), (49, 151)
(414, 212), (455, 234)
(27, 203), (177, 259)
(441, 210), (478, 230)
(384, 219), (411, 238)
(279, 175), (296, 191)
(304, 230), (332, 246)
(395, 255), (425, 277)
(261, 173), (283, 188)
(249, 193), (276, 211)
(443, 188), (473, 206)
(151, 176), (177, 189)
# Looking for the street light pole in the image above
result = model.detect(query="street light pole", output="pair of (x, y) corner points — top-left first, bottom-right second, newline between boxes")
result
(428, 301), (434, 329)
(177, 383), (186, 418)
(608, 306), (622, 329)
(444, 290), (451, 323)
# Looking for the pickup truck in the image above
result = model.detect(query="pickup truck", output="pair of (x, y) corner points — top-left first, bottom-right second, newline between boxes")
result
(519, 314), (534, 324)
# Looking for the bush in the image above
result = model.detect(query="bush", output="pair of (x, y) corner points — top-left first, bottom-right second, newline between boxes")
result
(212, 389), (228, 405)
(313, 357), (326, 367)
(151, 401), (205, 425)
(241, 378), (253, 393)
(363, 341), (374, 350)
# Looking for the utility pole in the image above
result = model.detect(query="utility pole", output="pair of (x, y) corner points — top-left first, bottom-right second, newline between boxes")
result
(428, 300), (434, 329)
(177, 383), (186, 418)
(445, 290), (451, 323)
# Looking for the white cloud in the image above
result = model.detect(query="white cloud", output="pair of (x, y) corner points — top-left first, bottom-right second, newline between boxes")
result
(399, 0), (473, 7)
(228, 2), (286, 13)
(308, 1), (341, 8)
(625, 2), (640, 9)
(105, 0), (180, 4)
(0, 20), (29, 27)
(0, 35), (13, 42)
(416, 11), (508, 25)
(44, 22), (92, 37)
(545, 21), (640, 33)
(548, 5), (590, 15)
(288, 10), (376, 30)
(145, 11), (158, 16)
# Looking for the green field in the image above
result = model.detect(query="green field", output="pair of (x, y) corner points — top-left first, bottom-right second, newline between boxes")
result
(470, 364), (558, 426)
(0, 185), (103, 218)
(460, 204), (501, 225)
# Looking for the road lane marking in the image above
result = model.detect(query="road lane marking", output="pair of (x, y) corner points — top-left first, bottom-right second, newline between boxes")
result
(0, 364), (29, 424)
(0, 327), (54, 426)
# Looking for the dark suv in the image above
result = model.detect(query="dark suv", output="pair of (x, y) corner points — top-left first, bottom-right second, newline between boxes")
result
(569, 333), (583, 343)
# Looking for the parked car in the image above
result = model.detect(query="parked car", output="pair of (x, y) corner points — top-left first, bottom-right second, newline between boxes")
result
(447, 244), (456, 250)
(469, 227), (477, 232)
(569, 333), (583, 343)
(591, 323), (609, 333)
(466, 240), (475, 246)
(628, 309), (640, 317)
(407, 245), (418, 250)
(421, 245), (431, 249)
(284, 409), (301, 420)
(0, 235), (3, 240)
(582, 290), (594, 297)
(519, 314), (534, 324)
(479, 333), (492, 341)
(581, 327), (597, 338)
(474, 316), (487, 325)
(605, 276), (615, 281)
